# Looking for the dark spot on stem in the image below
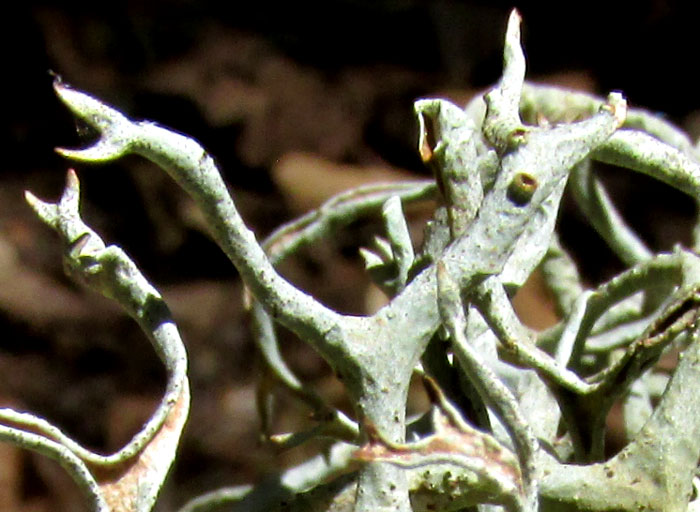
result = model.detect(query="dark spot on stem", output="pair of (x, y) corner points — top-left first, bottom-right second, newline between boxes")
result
(507, 172), (538, 206)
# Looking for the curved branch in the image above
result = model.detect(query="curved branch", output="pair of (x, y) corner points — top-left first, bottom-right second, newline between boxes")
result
(53, 81), (348, 366)
(5, 169), (192, 511)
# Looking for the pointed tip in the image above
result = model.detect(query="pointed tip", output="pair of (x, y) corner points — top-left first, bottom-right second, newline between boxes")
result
(59, 169), (82, 215)
(503, 12), (525, 71)
(66, 168), (79, 186)
(48, 70), (63, 87)
(52, 79), (87, 111)
(482, 10), (527, 149)
(24, 189), (58, 225)
(509, 7), (522, 23)
(506, 8), (522, 43)
(55, 146), (84, 160)
(24, 189), (47, 210)
(52, 75), (67, 94)
(64, 168), (81, 198)
(359, 247), (384, 270)
(56, 139), (129, 162)
(24, 189), (39, 208)
(53, 82), (131, 138)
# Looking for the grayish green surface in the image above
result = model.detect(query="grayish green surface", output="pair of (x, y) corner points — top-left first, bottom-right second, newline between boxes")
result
(4, 8), (700, 512)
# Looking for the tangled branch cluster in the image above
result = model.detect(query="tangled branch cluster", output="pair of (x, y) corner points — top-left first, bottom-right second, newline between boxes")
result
(4, 10), (700, 512)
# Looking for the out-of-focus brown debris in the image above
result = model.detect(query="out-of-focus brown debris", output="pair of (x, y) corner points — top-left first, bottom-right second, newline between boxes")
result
(272, 152), (417, 213)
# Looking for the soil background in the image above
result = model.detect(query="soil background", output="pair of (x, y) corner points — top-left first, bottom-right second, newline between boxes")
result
(1, 1), (699, 510)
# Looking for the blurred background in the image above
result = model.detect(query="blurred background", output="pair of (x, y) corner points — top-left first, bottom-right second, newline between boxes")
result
(1, 1), (700, 510)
